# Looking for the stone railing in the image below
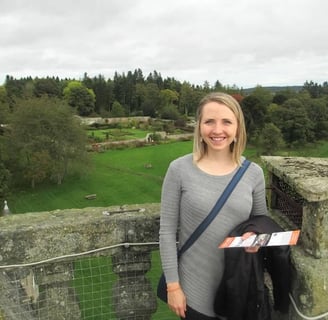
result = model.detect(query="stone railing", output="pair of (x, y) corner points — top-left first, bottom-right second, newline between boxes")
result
(0, 156), (327, 319)
(262, 156), (328, 320)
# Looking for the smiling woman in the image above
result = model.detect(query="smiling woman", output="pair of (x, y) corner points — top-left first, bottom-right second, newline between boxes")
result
(159, 92), (268, 319)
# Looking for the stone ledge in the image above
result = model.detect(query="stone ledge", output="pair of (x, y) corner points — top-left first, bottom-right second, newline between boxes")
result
(0, 203), (160, 265)
(261, 156), (328, 202)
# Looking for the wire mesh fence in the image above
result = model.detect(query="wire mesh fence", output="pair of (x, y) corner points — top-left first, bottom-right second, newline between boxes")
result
(270, 174), (304, 228)
(0, 243), (178, 320)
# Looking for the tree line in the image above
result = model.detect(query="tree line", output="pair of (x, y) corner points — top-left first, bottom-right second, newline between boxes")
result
(0, 69), (328, 204)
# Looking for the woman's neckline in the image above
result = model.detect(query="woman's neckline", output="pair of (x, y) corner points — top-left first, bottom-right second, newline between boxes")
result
(194, 156), (240, 177)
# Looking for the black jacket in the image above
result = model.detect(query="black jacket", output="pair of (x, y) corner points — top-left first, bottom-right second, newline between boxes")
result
(214, 215), (291, 320)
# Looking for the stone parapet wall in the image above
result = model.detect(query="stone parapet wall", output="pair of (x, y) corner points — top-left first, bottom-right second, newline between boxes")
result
(0, 204), (161, 320)
(0, 204), (160, 265)
(262, 156), (328, 320)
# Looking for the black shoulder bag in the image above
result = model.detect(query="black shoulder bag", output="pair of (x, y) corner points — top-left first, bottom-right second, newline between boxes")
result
(157, 159), (251, 303)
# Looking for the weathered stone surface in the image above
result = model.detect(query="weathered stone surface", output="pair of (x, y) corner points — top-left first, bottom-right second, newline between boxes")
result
(301, 200), (328, 258)
(37, 283), (81, 320)
(290, 247), (328, 318)
(0, 272), (36, 320)
(112, 250), (151, 275)
(112, 276), (157, 320)
(0, 203), (160, 265)
(262, 156), (328, 258)
(262, 156), (328, 202)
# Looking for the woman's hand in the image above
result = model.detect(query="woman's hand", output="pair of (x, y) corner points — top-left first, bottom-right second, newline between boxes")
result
(167, 283), (187, 318)
(242, 232), (260, 253)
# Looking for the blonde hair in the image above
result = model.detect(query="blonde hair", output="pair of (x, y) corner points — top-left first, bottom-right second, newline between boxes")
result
(193, 92), (247, 166)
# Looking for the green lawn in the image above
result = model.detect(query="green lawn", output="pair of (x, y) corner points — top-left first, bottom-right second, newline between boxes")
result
(9, 141), (193, 213)
(87, 128), (150, 141)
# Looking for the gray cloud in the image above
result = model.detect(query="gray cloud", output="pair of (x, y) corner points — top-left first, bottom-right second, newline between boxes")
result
(1, 0), (327, 88)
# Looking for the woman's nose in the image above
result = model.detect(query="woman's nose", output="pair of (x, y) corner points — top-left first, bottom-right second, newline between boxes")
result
(212, 123), (222, 133)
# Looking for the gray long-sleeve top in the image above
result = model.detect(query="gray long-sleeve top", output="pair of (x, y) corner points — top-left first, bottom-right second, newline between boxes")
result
(159, 154), (267, 317)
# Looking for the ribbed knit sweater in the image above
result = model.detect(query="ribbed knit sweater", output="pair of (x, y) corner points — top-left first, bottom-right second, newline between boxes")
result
(159, 154), (267, 317)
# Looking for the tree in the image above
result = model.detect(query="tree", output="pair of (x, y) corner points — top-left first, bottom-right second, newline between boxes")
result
(258, 123), (285, 155)
(141, 83), (160, 117)
(230, 93), (244, 104)
(266, 103), (282, 125)
(113, 72), (131, 112)
(111, 101), (125, 117)
(83, 74), (114, 115)
(179, 82), (194, 115)
(163, 76), (181, 92)
(0, 88), (11, 196)
(22, 80), (35, 98)
(278, 98), (314, 145)
(0, 162), (10, 203)
(160, 89), (179, 106)
(133, 68), (144, 84)
(0, 86), (10, 124)
(303, 80), (322, 98)
(135, 83), (147, 115)
(5, 75), (29, 99)
(203, 81), (211, 93)
(161, 104), (180, 120)
(272, 93), (288, 105)
(305, 98), (328, 140)
(213, 80), (223, 91)
(34, 77), (61, 97)
(0, 141), (10, 201)
(22, 150), (52, 188)
(147, 70), (164, 89)
(251, 86), (273, 107)
(63, 81), (96, 116)
(240, 95), (267, 141)
(5, 96), (89, 187)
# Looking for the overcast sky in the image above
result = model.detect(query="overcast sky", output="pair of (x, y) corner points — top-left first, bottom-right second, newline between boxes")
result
(1, 0), (327, 88)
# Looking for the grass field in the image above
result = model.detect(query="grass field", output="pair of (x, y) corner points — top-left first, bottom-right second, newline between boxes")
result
(10, 140), (193, 213)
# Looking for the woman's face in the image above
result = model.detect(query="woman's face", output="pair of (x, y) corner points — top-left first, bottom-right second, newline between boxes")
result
(200, 101), (238, 154)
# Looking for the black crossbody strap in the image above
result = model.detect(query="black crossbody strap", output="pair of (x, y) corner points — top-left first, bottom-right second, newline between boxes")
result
(178, 159), (251, 258)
